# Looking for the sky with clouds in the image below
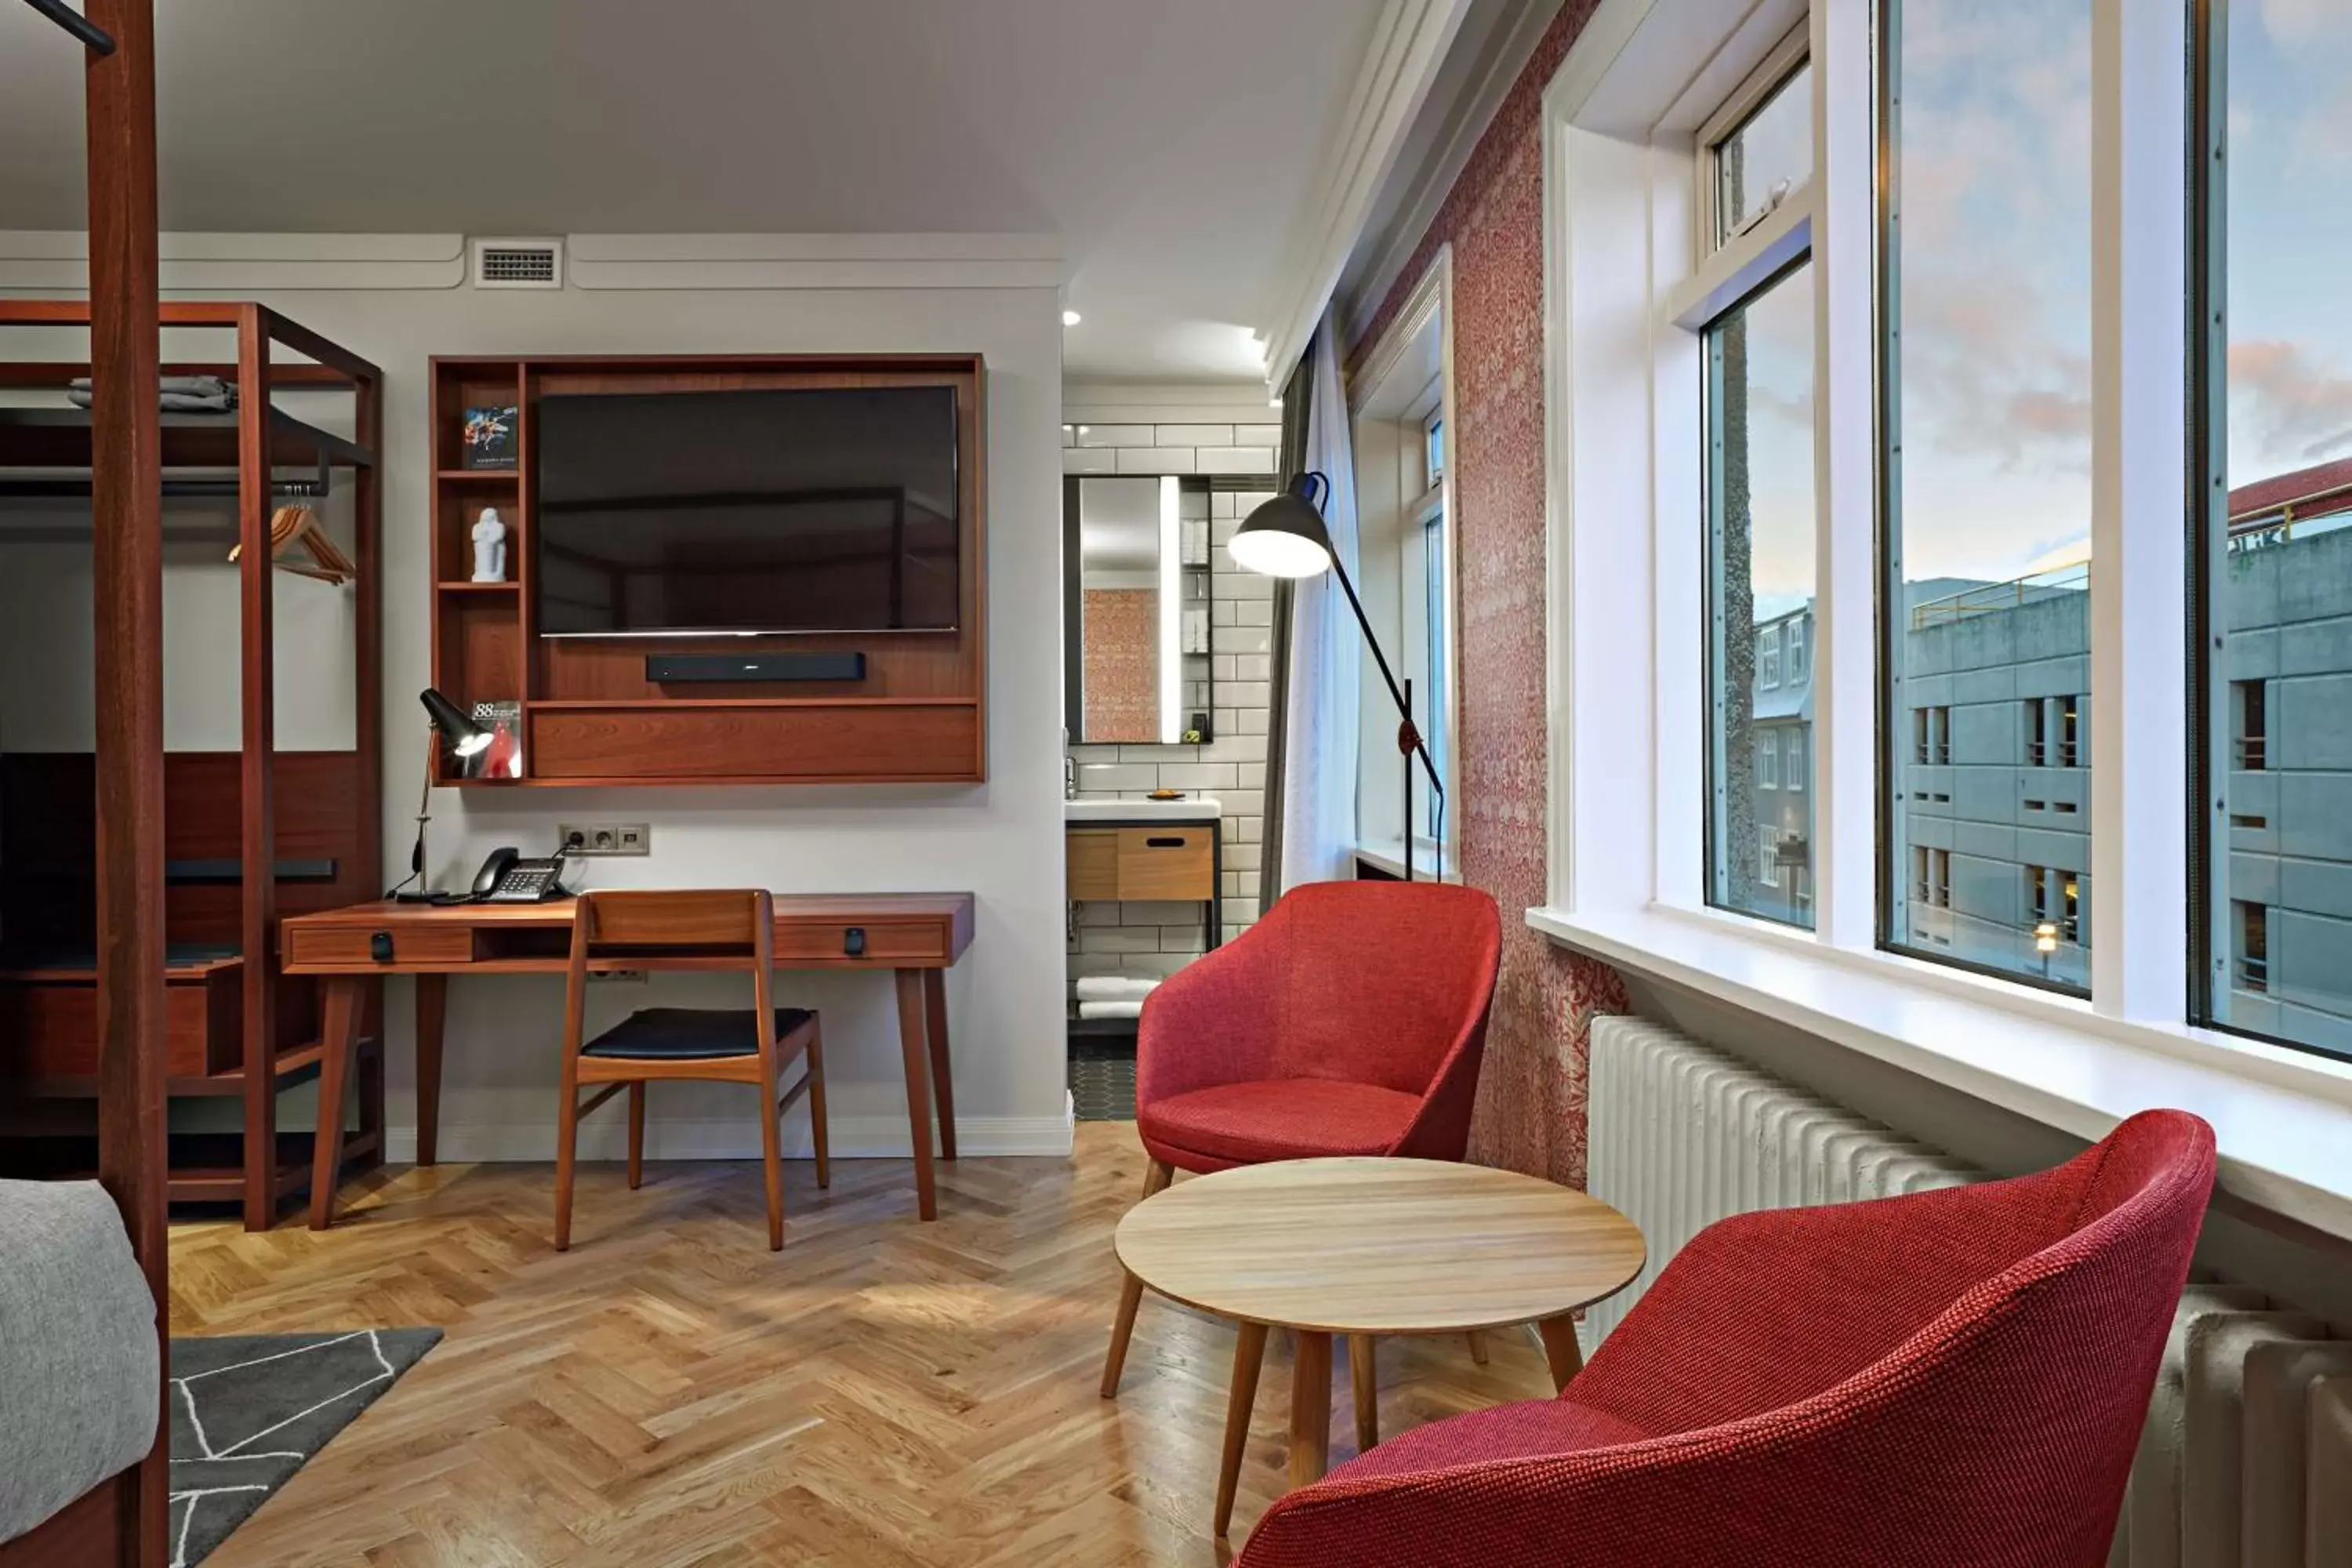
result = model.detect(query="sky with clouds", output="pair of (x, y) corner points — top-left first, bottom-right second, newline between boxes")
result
(1738, 0), (2350, 621)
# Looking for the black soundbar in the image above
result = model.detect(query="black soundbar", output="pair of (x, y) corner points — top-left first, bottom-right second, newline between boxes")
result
(646, 652), (868, 684)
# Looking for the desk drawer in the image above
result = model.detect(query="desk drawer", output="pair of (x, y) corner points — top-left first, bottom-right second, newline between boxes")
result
(771, 920), (947, 966)
(285, 924), (476, 969)
(1116, 827), (1215, 901)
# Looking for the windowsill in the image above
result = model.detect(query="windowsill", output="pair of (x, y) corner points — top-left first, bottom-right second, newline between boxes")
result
(1526, 901), (2352, 1246)
(1354, 838), (1463, 884)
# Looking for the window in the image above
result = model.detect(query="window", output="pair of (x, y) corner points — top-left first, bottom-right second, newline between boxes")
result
(1911, 847), (1951, 909)
(2231, 681), (2266, 771)
(1759, 840), (1782, 887)
(1707, 54), (1813, 248)
(2024, 699), (2048, 768)
(1705, 260), (1818, 928)
(1425, 411), (1445, 486)
(1421, 510), (1450, 811)
(1882, 0), (2092, 989)
(2234, 903), (2269, 996)
(1784, 615), (1807, 684)
(1784, 728), (1806, 792)
(1916, 705), (1951, 767)
(2198, 0), (2352, 1057)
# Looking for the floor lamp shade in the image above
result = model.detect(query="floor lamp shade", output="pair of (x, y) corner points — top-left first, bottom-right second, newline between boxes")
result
(1231, 474), (1335, 578)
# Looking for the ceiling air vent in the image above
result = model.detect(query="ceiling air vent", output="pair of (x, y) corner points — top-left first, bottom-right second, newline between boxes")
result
(471, 238), (562, 290)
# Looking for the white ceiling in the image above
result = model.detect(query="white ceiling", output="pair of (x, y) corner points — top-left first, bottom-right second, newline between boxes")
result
(0, 0), (1392, 380)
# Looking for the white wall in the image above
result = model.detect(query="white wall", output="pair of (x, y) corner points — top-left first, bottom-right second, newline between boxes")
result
(2, 251), (1073, 1162)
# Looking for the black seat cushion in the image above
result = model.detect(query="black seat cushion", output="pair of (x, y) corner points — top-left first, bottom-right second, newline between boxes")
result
(580, 1007), (813, 1061)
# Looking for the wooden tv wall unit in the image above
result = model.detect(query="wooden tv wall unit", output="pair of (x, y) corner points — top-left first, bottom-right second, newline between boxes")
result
(430, 353), (986, 786)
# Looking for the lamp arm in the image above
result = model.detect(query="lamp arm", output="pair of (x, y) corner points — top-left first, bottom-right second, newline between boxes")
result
(1325, 545), (1445, 805)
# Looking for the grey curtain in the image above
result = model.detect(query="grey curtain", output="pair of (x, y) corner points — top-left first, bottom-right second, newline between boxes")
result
(1258, 350), (1316, 914)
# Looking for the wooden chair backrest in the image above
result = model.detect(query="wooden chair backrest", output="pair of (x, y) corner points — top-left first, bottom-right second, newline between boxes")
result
(574, 888), (772, 957)
(562, 890), (778, 1062)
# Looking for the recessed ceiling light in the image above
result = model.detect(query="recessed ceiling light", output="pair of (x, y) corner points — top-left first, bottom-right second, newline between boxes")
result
(1062, 310), (1083, 326)
(1078, 426), (1090, 435)
(1269, 397), (1283, 409)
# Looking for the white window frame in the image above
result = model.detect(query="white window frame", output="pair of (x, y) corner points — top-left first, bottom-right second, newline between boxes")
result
(1530, 0), (2352, 1240)
(1758, 623), (1782, 688)
(1786, 728), (1806, 793)
(1759, 733), (1778, 789)
(1786, 615), (1807, 683)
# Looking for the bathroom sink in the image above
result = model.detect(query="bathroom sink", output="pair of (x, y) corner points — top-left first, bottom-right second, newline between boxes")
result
(1065, 797), (1222, 824)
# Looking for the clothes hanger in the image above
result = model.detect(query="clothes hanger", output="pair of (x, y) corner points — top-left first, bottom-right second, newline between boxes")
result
(226, 504), (358, 585)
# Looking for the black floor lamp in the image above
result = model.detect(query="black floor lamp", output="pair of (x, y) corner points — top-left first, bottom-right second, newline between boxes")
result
(1231, 472), (1444, 881)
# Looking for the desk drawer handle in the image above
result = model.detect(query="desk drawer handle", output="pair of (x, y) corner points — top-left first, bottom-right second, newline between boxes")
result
(369, 931), (394, 964)
(843, 927), (866, 957)
(1143, 836), (1187, 848)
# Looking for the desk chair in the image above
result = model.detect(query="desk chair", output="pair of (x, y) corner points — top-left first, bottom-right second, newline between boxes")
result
(556, 889), (829, 1251)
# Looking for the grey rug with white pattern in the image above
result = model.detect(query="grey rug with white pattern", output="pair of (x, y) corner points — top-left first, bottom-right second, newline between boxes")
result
(169, 1329), (440, 1566)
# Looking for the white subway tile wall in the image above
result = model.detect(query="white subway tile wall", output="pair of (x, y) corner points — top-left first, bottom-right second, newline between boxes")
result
(1065, 412), (1278, 992)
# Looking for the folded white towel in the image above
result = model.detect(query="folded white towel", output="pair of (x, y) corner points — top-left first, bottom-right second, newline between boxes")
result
(1074, 975), (1160, 1002)
(1077, 999), (1145, 1020)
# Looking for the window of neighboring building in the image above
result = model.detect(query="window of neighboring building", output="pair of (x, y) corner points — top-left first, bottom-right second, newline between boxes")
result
(1704, 260), (1817, 929)
(1759, 840), (1782, 887)
(2234, 902), (2270, 995)
(1785, 616), (1807, 684)
(1881, 0), (2092, 991)
(2232, 680), (2267, 771)
(2024, 699), (2049, 768)
(1785, 728), (1806, 792)
(2056, 696), (2082, 769)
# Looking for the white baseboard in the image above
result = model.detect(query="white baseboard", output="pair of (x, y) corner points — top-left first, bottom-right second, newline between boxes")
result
(383, 1105), (1076, 1165)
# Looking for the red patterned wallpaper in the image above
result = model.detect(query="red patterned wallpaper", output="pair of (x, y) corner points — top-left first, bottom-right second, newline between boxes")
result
(1082, 588), (1158, 741)
(1348, 0), (1627, 1190)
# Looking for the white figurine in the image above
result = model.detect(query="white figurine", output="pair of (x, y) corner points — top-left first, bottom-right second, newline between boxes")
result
(470, 506), (507, 583)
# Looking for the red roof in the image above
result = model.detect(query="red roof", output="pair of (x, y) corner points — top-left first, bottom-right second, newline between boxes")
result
(2229, 456), (2352, 528)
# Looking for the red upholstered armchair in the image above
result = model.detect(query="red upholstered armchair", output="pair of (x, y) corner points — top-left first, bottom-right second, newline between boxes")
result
(1134, 880), (1501, 1174)
(1101, 880), (1501, 1396)
(1233, 1109), (2216, 1568)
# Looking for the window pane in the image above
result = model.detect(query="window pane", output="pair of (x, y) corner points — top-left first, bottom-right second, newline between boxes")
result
(1707, 260), (1817, 927)
(2205, 0), (2352, 1056)
(1422, 512), (1450, 818)
(1715, 62), (1813, 245)
(1882, 0), (2092, 987)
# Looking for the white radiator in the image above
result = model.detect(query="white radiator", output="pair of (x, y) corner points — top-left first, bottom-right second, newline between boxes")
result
(1584, 1015), (2350, 1568)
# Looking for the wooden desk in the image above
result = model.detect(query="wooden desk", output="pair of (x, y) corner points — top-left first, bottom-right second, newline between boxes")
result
(280, 893), (975, 1230)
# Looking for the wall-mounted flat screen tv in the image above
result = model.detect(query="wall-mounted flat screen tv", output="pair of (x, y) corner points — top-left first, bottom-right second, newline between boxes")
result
(535, 385), (960, 637)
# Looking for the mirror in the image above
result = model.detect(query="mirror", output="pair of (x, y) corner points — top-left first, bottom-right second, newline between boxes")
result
(1064, 474), (1212, 744)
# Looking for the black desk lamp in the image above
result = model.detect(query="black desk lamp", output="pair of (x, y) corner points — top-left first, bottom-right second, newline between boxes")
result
(1232, 472), (1444, 881)
(390, 689), (490, 902)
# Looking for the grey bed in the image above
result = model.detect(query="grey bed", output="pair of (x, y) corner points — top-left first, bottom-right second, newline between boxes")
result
(0, 1178), (161, 1544)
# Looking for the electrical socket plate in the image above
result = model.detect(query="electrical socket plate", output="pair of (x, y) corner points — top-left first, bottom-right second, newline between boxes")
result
(559, 822), (651, 856)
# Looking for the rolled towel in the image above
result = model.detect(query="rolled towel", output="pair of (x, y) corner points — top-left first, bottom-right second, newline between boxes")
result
(1073, 975), (1160, 1003)
(1077, 999), (1145, 1020)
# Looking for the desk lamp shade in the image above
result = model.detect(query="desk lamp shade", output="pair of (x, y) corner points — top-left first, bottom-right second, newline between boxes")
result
(1230, 474), (1335, 579)
(420, 687), (492, 758)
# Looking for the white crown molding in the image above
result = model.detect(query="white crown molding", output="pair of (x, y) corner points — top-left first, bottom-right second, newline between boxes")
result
(568, 232), (1065, 291)
(385, 1109), (1077, 1164)
(1341, 0), (1563, 347)
(1257, 0), (1478, 393)
(0, 230), (465, 290)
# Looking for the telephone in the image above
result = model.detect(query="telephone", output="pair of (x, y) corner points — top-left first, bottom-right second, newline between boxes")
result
(468, 846), (575, 904)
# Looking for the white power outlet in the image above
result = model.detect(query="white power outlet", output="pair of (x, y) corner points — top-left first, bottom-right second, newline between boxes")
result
(559, 822), (652, 855)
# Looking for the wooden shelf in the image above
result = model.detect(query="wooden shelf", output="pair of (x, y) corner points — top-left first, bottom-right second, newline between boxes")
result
(428, 351), (987, 786)
(0, 405), (375, 471)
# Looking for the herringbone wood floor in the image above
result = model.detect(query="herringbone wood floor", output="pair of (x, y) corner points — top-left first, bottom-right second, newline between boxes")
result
(166, 1123), (1563, 1567)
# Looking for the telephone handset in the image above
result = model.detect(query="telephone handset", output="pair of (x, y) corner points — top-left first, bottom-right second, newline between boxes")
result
(469, 846), (575, 904)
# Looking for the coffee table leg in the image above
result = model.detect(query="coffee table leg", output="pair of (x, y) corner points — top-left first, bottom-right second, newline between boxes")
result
(1537, 1314), (1585, 1393)
(1289, 1330), (1333, 1489)
(1214, 1319), (1268, 1538)
(1348, 1334), (1378, 1452)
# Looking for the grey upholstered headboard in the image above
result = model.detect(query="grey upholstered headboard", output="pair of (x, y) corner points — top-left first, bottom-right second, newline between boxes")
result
(0, 1179), (159, 1544)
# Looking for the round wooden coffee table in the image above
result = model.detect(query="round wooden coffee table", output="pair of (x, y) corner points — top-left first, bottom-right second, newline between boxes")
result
(1113, 1156), (1645, 1537)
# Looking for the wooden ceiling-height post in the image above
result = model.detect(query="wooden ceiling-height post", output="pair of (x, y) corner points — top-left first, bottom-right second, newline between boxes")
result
(82, 0), (171, 1562)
